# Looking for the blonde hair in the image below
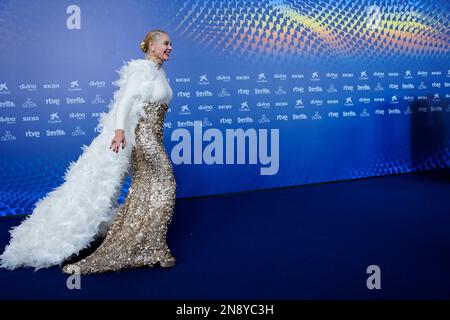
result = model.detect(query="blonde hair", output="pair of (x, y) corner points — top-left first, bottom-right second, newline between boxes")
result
(140, 29), (167, 53)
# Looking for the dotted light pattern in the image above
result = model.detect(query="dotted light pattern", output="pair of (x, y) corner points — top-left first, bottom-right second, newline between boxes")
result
(170, 0), (450, 65)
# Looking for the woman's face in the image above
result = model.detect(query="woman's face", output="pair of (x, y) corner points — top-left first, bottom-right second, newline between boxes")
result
(149, 33), (172, 61)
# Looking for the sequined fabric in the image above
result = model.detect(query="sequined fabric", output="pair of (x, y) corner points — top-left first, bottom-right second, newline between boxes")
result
(63, 101), (176, 274)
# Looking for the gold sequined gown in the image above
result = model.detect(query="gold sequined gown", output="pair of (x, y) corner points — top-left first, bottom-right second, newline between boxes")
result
(63, 101), (176, 274)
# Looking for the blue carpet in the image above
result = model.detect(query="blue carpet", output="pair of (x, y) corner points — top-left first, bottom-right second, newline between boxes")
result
(0, 168), (449, 300)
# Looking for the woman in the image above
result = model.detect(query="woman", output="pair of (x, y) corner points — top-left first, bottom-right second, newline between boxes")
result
(0, 29), (176, 274)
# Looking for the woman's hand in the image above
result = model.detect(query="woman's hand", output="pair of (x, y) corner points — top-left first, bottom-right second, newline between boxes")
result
(110, 129), (126, 153)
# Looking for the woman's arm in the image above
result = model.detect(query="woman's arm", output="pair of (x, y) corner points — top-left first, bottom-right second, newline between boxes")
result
(110, 69), (140, 153)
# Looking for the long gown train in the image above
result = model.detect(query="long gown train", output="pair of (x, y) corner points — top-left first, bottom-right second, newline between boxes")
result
(63, 101), (176, 274)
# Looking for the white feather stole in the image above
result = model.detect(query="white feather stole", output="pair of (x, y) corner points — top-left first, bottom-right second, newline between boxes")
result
(0, 59), (158, 270)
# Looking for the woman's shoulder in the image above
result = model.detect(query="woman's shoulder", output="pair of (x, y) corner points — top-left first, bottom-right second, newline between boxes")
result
(118, 58), (151, 74)
(113, 58), (156, 87)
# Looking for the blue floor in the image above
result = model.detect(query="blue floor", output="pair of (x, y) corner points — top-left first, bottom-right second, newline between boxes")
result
(0, 168), (449, 300)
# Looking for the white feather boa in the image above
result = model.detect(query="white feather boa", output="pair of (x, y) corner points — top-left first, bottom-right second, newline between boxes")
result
(0, 59), (159, 270)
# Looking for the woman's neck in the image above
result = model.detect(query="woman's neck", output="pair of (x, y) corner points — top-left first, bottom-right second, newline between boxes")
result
(146, 55), (163, 68)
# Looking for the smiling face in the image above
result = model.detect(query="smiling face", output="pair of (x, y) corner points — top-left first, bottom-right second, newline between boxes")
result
(148, 33), (172, 61)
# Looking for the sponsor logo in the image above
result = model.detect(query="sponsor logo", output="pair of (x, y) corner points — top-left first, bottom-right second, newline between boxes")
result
(312, 111), (322, 120)
(0, 116), (16, 124)
(325, 72), (338, 79)
(68, 80), (82, 91)
(72, 126), (86, 136)
(403, 70), (412, 79)
(255, 88), (271, 94)
(22, 98), (37, 108)
(404, 106), (413, 114)
(66, 97), (86, 104)
(24, 130), (40, 138)
(237, 88), (250, 95)
(310, 99), (323, 106)
(91, 94), (106, 104)
(292, 113), (308, 120)
(43, 83), (60, 89)
(342, 111), (357, 117)
(431, 82), (441, 88)
(388, 108), (401, 114)
(295, 99), (304, 108)
(343, 85), (353, 91)
(326, 84), (337, 93)
(218, 88), (230, 97)
(430, 106), (443, 112)
(390, 95), (398, 104)
(22, 116), (39, 122)
(236, 75), (250, 80)
(360, 109), (370, 117)
(196, 90), (213, 97)
(175, 77), (191, 83)
(239, 101), (250, 111)
(46, 129), (66, 136)
(344, 97), (354, 106)
(2, 130), (16, 141)
(388, 83), (399, 90)
(328, 112), (339, 118)
(359, 97), (371, 104)
(274, 73), (287, 80)
(46, 98), (61, 105)
(179, 104), (191, 115)
(357, 84), (371, 91)
(219, 118), (233, 125)
(402, 83), (415, 89)
(69, 112), (86, 120)
(310, 72), (320, 81)
(291, 74), (304, 79)
(359, 71), (368, 80)
(256, 73), (267, 82)
(89, 80), (105, 88)
(198, 74), (210, 85)
(0, 83), (11, 94)
(373, 72), (385, 78)
(202, 118), (213, 127)
(198, 104), (213, 112)
(258, 114), (270, 123)
(48, 112), (62, 123)
(417, 71), (428, 77)
(276, 114), (288, 121)
(275, 86), (287, 95)
(216, 75), (231, 82)
(177, 91), (191, 98)
(257, 102), (271, 109)
(236, 116), (254, 123)
(19, 83), (37, 91)
(0, 101), (15, 108)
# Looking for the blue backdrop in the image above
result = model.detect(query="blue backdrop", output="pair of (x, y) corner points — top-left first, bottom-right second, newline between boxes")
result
(0, 0), (449, 216)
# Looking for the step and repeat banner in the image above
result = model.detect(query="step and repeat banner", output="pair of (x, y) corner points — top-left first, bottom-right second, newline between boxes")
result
(0, 0), (449, 215)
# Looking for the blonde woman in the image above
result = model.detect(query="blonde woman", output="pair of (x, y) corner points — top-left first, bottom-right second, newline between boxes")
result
(1, 30), (177, 274)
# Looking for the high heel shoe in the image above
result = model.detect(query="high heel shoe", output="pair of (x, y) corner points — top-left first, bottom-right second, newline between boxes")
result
(159, 256), (176, 268)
